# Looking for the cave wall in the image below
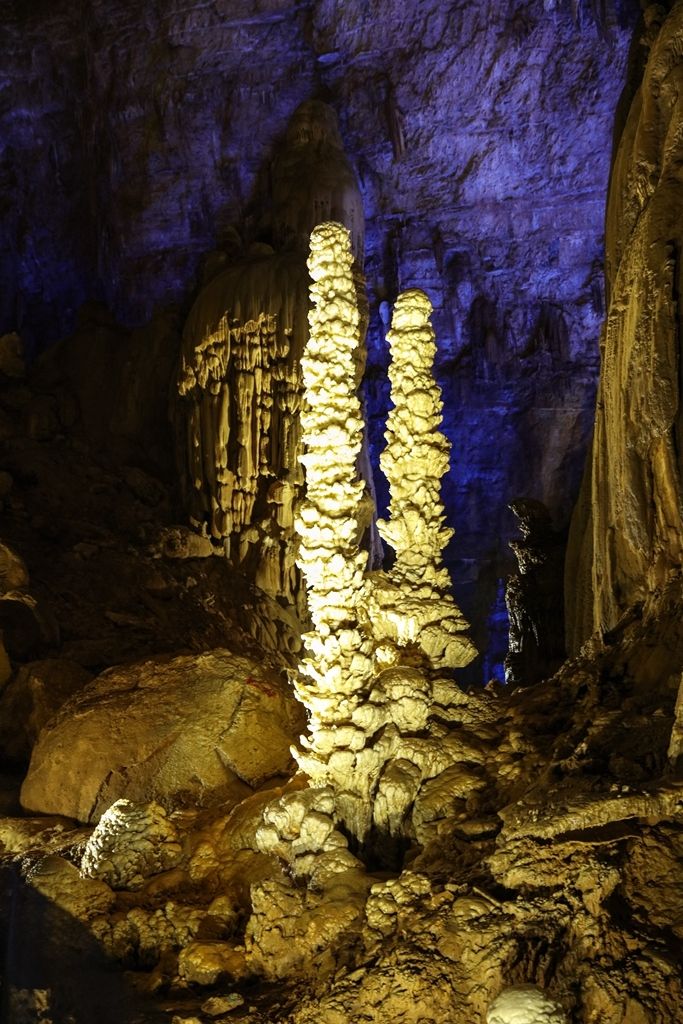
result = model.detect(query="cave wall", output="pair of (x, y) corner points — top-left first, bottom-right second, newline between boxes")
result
(567, 1), (683, 651)
(1, 0), (640, 676)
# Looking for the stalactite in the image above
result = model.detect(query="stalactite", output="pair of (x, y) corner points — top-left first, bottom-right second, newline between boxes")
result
(176, 101), (370, 619)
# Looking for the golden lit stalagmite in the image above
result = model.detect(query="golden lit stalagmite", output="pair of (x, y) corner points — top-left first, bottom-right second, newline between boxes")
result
(258, 223), (479, 856)
(293, 220), (376, 837)
(248, 223), (484, 976)
(367, 288), (476, 671)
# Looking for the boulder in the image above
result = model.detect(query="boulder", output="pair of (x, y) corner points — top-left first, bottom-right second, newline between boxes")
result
(0, 658), (92, 763)
(177, 941), (250, 986)
(21, 649), (304, 822)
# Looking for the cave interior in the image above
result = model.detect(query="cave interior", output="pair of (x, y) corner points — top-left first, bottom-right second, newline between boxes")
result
(1, 1), (683, 1022)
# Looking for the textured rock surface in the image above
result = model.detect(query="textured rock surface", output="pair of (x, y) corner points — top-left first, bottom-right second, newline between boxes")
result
(1, 0), (637, 673)
(567, 2), (683, 650)
(6, 5), (683, 1024)
(0, 659), (92, 764)
(177, 102), (368, 612)
(487, 986), (569, 1024)
(20, 649), (304, 822)
(370, 288), (476, 670)
(504, 499), (565, 685)
(80, 798), (183, 890)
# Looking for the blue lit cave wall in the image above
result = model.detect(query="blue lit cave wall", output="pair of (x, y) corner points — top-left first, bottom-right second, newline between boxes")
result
(1, 0), (640, 680)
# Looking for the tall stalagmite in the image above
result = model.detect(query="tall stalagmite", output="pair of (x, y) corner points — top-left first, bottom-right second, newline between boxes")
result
(285, 224), (478, 851)
(293, 221), (376, 838)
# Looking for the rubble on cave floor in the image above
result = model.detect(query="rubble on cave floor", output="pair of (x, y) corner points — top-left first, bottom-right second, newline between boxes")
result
(0, 332), (681, 1023)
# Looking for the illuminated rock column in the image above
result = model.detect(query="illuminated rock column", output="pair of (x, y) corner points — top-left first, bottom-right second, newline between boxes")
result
(293, 222), (375, 832)
(371, 289), (476, 670)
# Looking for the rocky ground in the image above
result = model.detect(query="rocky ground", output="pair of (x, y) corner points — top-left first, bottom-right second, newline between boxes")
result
(0, 338), (682, 1023)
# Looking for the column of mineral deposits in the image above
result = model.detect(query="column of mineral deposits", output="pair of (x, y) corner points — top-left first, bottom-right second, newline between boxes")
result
(374, 289), (476, 669)
(293, 222), (374, 801)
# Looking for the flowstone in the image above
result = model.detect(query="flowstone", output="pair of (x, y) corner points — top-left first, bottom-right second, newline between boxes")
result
(177, 101), (373, 613)
(487, 986), (568, 1024)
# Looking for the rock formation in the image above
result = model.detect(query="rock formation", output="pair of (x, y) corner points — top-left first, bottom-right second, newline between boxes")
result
(369, 288), (476, 671)
(177, 101), (371, 614)
(253, 223), (480, 902)
(504, 499), (565, 686)
(5, 7), (683, 1023)
(291, 221), (375, 838)
(20, 650), (304, 822)
(566, 2), (683, 650)
(1, 0), (635, 676)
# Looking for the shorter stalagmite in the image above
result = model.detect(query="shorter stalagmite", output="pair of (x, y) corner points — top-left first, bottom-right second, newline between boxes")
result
(368, 289), (476, 671)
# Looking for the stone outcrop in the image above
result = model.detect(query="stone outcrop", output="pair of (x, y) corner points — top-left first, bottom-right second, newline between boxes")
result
(566, 3), (683, 650)
(80, 799), (183, 891)
(20, 649), (304, 822)
(0, 659), (92, 764)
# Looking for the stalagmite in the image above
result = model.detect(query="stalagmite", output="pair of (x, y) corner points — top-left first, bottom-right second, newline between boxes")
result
(487, 986), (568, 1024)
(261, 224), (479, 858)
(367, 289), (476, 671)
(292, 221), (376, 839)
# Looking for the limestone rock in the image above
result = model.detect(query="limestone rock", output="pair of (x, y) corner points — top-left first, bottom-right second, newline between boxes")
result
(566, 6), (683, 649)
(291, 221), (375, 840)
(373, 289), (475, 670)
(80, 799), (183, 890)
(27, 855), (115, 922)
(246, 873), (369, 980)
(0, 658), (92, 763)
(0, 590), (58, 661)
(504, 499), (565, 686)
(152, 525), (217, 559)
(177, 941), (249, 986)
(0, 816), (90, 860)
(0, 540), (29, 592)
(201, 993), (246, 1017)
(487, 986), (568, 1024)
(178, 102), (368, 615)
(91, 899), (204, 966)
(20, 649), (303, 822)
